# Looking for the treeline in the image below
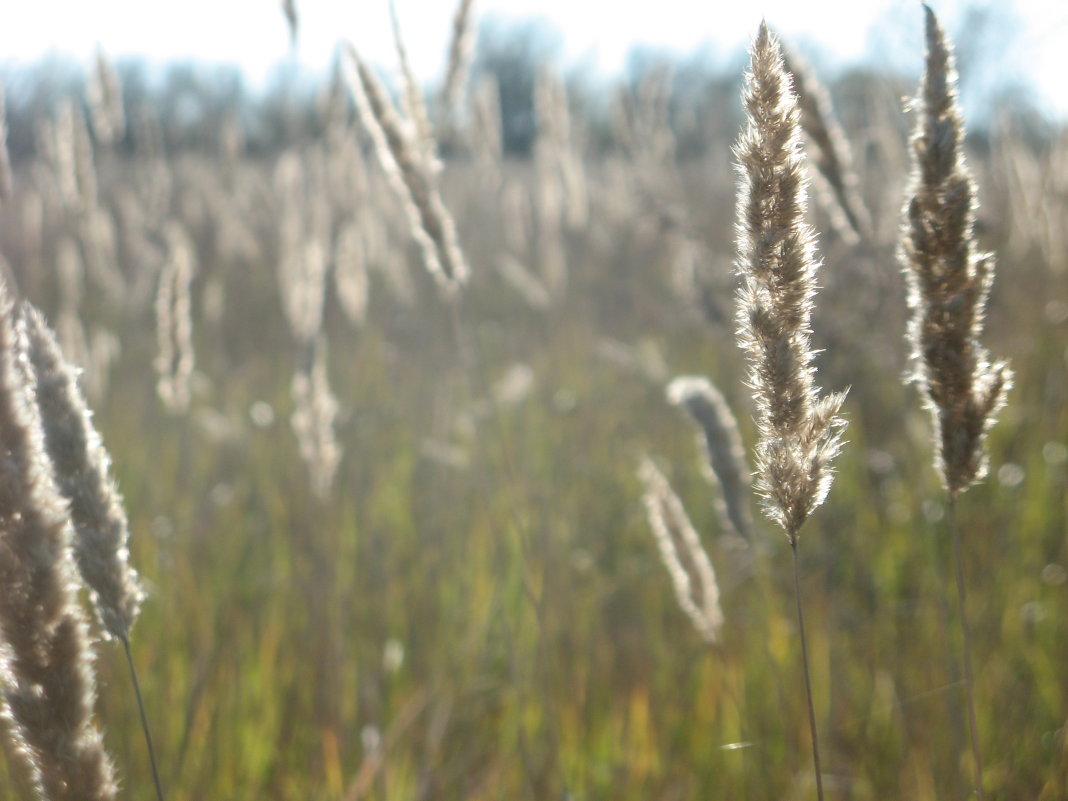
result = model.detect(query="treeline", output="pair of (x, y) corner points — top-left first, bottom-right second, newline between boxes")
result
(0, 15), (1049, 164)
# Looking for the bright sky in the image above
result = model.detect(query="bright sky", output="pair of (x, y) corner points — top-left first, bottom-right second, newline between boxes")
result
(3, 0), (1068, 117)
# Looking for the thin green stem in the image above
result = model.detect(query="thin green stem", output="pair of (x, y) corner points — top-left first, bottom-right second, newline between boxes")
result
(791, 541), (825, 801)
(948, 497), (985, 799)
(122, 634), (165, 801)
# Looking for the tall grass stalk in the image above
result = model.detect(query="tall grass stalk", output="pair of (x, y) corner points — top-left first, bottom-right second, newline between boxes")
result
(734, 23), (848, 799)
(948, 498), (982, 799)
(19, 304), (164, 799)
(438, 0), (477, 146)
(899, 9), (1013, 796)
(86, 49), (125, 148)
(154, 221), (196, 413)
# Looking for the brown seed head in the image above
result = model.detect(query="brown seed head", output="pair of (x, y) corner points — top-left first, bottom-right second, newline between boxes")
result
(734, 23), (847, 543)
(898, 6), (1012, 496)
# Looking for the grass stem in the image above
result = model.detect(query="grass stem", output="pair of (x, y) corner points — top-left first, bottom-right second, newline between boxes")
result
(792, 541), (825, 801)
(122, 634), (165, 801)
(948, 497), (985, 799)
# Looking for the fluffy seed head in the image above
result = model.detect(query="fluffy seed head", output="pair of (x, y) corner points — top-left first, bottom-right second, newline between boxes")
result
(733, 23), (847, 543)
(343, 43), (470, 293)
(0, 283), (117, 801)
(898, 6), (1012, 496)
(638, 457), (723, 644)
(667, 376), (753, 540)
(20, 303), (144, 641)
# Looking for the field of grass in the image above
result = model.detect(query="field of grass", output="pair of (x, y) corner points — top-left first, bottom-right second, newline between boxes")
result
(1, 11), (1068, 801)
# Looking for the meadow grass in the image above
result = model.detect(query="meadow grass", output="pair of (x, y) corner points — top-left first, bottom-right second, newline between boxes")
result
(0, 8), (1065, 801)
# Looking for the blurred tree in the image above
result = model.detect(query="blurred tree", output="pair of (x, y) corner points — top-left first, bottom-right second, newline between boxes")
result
(471, 14), (562, 157)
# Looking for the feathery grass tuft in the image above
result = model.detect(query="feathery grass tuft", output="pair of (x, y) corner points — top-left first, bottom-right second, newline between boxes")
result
(733, 24), (849, 800)
(343, 44), (470, 293)
(899, 9), (1015, 797)
(734, 23), (847, 544)
(638, 458), (723, 644)
(667, 375), (752, 541)
(900, 5), (1012, 499)
(0, 283), (117, 801)
(19, 303), (144, 641)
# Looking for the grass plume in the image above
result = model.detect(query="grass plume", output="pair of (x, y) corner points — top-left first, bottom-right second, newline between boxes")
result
(734, 23), (848, 799)
(899, 8), (1014, 796)
(154, 221), (196, 413)
(0, 283), (117, 801)
(638, 458), (723, 644)
(900, 6), (1011, 499)
(438, 0), (477, 144)
(734, 24), (847, 544)
(343, 43), (469, 292)
(388, 0), (436, 168)
(783, 49), (871, 242)
(667, 375), (752, 541)
(19, 304), (144, 641)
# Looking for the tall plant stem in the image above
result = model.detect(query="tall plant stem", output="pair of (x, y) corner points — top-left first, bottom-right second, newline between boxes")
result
(122, 634), (165, 801)
(791, 541), (825, 801)
(948, 497), (985, 799)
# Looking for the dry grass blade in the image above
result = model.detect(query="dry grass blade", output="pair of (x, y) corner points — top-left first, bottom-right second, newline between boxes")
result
(0, 283), (117, 801)
(899, 5), (1012, 497)
(639, 457), (724, 644)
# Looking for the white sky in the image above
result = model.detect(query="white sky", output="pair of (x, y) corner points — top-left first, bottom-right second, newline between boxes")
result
(2, 0), (1068, 116)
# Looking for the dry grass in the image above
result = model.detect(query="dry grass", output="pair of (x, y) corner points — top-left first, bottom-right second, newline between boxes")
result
(0, 6), (1060, 801)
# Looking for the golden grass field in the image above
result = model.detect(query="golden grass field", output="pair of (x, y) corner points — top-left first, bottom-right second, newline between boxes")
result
(0, 6), (1067, 800)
